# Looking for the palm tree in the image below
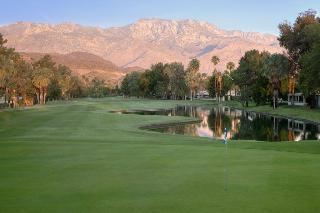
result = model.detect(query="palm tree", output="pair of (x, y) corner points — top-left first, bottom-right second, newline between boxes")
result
(211, 56), (221, 101)
(32, 68), (53, 104)
(226, 62), (235, 73)
(211, 56), (220, 70)
(186, 58), (200, 101)
(189, 58), (200, 72)
(225, 62), (235, 100)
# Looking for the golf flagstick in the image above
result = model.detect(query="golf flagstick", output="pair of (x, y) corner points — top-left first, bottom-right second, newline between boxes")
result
(224, 127), (228, 192)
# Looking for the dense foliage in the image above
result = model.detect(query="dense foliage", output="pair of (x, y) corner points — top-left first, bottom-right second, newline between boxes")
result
(121, 62), (188, 99)
(1, 10), (319, 109)
(231, 50), (270, 106)
(0, 34), (116, 107)
(278, 10), (320, 107)
(229, 10), (320, 108)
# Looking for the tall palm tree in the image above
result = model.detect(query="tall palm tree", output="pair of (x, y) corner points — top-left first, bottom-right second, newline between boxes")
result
(211, 56), (221, 101)
(186, 58), (200, 101)
(211, 56), (220, 70)
(189, 58), (200, 72)
(225, 62), (235, 100)
(226, 62), (235, 73)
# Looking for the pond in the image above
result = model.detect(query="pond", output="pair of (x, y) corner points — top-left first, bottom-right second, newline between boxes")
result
(112, 106), (320, 141)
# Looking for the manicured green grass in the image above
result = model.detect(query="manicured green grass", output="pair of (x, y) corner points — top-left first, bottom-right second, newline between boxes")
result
(224, 100), (320, 123)
(0, 97), (319, 213)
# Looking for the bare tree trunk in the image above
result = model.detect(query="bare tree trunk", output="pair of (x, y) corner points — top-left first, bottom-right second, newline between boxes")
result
(37, 92), (40, 104)
(40, 88), (44, 105)
(36, 88), (40, 104)
(44, 90), (47, 104)
(4, 87), (7, 105)
(273, 89), (279, 109)
(273, 96), (275, 109)
(190, 90), (193, 101)
(40, 90), (42, 105)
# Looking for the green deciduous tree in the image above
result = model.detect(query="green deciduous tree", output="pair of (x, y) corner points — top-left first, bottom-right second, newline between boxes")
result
(231, 50), (270, 107)
(299, 24), (320, 107)
(278, 9), (320, 95)
(262, 53), (290, 108)
(57, 65), (74, 99)
(121, 72), (142, 97)
(88, 77), (108, 98)
(206, 75), (216, 98)
(164, 62), (187, 99)
(300, 43), (320, 95)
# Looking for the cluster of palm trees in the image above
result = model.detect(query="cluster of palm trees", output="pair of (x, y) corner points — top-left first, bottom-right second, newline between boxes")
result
(0, 34), (83, 107)
(185, 55), (235, 101)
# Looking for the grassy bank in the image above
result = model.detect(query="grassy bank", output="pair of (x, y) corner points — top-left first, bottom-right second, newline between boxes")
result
(0, 97), (319, 213)
(222, 100), (320, 123)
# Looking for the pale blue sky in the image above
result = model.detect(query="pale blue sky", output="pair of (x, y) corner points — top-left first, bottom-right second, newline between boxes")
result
(1, 0), (319, 35)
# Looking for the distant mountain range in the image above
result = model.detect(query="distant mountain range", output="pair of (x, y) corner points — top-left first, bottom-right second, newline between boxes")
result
(0, 19), (283, 76)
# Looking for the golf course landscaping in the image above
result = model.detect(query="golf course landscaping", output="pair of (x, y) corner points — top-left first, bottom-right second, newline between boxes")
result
(1, 97), (320, 213)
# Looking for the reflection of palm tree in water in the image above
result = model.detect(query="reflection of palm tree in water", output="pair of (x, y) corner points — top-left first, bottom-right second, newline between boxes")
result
(215, 108), (223, 137)
(273, 117), (279, 141)
(199, 109), (210, 128)
(207, 108), (220, 138)
(226, 107), (241, 139)
(207, 107), (231, 138)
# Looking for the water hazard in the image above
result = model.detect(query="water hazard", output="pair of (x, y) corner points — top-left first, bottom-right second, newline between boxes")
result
(112, 106), (320, 141)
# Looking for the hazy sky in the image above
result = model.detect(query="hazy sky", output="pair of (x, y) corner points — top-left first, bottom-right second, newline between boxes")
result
(1, 0), (319, 35)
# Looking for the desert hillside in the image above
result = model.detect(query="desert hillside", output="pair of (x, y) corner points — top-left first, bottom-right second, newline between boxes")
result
(21, 52), (143, 85)
(0, 19), (283, 73)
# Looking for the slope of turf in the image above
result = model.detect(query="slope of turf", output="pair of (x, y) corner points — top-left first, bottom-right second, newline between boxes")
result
(224, 101), (320, 123)
(0, 98), (319, 213)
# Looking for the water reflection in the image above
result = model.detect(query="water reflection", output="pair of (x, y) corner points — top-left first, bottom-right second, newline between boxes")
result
(112, 106), (320, 141)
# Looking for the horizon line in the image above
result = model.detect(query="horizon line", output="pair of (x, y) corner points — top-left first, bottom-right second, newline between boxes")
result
(0, 18), (279, 36)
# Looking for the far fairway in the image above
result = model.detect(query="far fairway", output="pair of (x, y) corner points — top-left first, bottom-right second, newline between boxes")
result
(0, 98), (319, 213)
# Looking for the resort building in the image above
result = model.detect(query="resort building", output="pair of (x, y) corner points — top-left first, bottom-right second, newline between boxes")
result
(288, 93), (307, 106)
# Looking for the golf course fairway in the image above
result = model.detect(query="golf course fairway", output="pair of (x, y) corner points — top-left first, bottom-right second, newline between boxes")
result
(0, 98), (319, 213)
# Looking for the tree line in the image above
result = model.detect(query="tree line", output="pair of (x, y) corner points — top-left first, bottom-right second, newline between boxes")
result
(231, 9), (320, 108)
(1, 10), (319, 109)
(120, 59), (235, 100)
(0, 34), (117, 108)
(121, 10), (320, 109)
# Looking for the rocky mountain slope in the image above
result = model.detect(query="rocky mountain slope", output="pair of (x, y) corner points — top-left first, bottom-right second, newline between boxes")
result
(22, 52), (142, 85)
(0, 19), (283, 73)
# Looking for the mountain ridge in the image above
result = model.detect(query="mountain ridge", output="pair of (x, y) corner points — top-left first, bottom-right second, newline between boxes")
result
(0, 19), (283, 72)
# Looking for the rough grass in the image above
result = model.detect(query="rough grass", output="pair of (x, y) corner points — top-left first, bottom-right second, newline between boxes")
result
(0, 97), (319, 213)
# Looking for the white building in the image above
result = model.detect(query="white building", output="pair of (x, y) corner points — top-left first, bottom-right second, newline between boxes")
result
(288, 93), (307, 106)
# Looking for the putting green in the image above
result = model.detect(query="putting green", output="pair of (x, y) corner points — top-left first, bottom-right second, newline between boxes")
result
(0, 98), (319, 213)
